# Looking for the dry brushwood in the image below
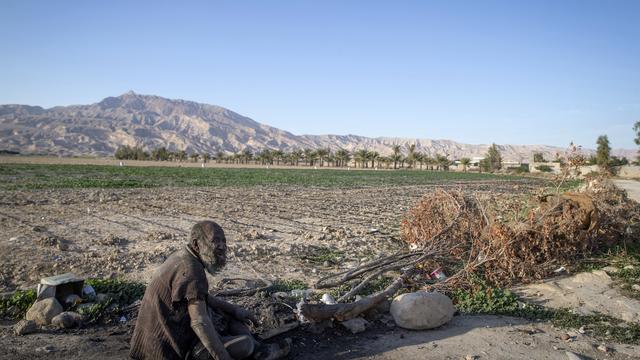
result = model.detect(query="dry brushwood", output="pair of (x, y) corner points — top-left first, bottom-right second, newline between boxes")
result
(298, 178), (640, 323)
(299, 190), (470, 322)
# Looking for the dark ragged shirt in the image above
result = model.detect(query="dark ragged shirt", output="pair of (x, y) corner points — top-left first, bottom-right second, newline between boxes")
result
(129, 249), (209, 360)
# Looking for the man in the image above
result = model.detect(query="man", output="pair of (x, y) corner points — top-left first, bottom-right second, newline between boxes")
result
(130, 221), (289, 360)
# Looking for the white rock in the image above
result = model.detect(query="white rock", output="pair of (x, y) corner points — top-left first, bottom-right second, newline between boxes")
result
(320, 293), (337, 305)
(340, 317), (369, 334)
(390, 291), (455, 330)
(25, 298), (63, 326)
(601, 266), (619, 274)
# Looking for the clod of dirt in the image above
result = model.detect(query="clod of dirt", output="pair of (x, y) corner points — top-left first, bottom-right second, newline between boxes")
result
(144, 231), (176, 242)
(100, 234), (127, 246)
(37, 235), (59, 247)
(244, 229), (266, 240)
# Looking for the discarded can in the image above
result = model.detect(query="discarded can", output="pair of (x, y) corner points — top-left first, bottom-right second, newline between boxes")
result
(430, 268), (447, 281)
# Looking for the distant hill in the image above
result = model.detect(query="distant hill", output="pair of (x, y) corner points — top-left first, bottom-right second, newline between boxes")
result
(0, 91), (635, 161)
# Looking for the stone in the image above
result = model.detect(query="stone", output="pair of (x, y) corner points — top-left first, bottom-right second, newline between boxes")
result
(632, 284), (640, 291)
(14, 319), (38, 335)
(35, 345), (57, 353)
(320, 293), (337, 305)
(25, 298), (63, 326)
(340, 317), (369, 334)
(596, 344), (610, 353)
(601, 266), (619, 274)
(390, 291), (455, 330)
(51, 311), (84, 329)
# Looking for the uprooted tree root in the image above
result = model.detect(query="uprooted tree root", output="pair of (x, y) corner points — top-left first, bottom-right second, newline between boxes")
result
(299, 178), (640, 323)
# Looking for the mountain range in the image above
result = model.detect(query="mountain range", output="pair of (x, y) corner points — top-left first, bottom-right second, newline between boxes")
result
(0, 91), (634, 162)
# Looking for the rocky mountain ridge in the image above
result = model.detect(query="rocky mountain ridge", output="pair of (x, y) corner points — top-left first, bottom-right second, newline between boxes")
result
(0, 92), (634, 161)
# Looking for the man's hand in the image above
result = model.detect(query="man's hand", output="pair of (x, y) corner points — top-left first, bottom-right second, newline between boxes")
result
(232, 306), (259, 326)
(208, 294), (259, 326)
(188, 300), (233, 360)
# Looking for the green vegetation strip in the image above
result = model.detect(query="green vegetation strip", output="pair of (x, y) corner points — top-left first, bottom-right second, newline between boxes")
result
(452, 277), (640, 345)
(0, 163), (516, 190)
(0, 278), (146, 323)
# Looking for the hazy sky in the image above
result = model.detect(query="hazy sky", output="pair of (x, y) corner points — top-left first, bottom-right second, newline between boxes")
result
(1, 0), (639, 149)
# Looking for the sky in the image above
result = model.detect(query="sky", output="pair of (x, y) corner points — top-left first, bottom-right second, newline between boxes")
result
(1, 0), (639, 149)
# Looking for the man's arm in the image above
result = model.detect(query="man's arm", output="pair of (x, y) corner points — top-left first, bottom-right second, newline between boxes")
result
(188, 299), (233, 360)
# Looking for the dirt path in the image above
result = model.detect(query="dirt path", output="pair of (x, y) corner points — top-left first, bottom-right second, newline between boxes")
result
(614, 179), (640, 202)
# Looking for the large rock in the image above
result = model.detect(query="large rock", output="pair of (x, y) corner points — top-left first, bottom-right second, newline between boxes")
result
(51, 311), (84, 329)
(14, 319), (38, 335)
(390, 291), (455, 330)
(25, 298), (63, 326)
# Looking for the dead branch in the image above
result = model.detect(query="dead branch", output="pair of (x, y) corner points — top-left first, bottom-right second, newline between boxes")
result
(299, 268), (416, 322)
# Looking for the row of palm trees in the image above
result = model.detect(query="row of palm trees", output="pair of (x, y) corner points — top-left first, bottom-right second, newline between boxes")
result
(115, 144), (477, 171)
(211, 145), (471, 171)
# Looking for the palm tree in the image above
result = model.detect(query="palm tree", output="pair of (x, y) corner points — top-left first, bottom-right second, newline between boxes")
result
(176, 149), (187, 162)
(391, 144), (401, 169)
(215, 151), (225, 164)
(273, 150), (284, 165)
(315, 148), (329, 167)
(406, 144), (417, 169)
(368, 151), (380, 169)
(415, 152), (425, 170)
(303, 148), (314, 166)
(335, 148), (350, 167)
(354, 149), (368, 168)
(436, 154), (451, 171)
(460, 157), (471, 172)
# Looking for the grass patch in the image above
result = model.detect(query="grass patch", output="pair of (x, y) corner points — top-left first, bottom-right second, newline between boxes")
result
(0, 163), (520, 190)
(302, 246), (345, 264)
(451, 276), (640, 345)
(0, 279), (146, 323)
(267, 279), (309, 294)
(0, 289), (36, 320)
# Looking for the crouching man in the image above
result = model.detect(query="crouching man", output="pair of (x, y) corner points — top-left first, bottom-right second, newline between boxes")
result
(130, 221), (290, 360)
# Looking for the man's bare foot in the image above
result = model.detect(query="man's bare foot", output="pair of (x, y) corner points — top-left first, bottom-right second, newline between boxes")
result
(253, 338), (292, 360)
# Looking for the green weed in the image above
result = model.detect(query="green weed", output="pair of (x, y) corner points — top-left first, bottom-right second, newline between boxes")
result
(0, 289), (36, 320)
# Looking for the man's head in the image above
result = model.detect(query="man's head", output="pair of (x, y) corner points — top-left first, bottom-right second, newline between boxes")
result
(189, 221), (227, 275)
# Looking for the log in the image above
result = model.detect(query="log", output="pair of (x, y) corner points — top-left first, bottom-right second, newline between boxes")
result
(299, 268), (416, 322)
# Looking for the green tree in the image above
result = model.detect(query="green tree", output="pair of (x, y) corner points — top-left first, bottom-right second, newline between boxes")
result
(315, 148), (329, 167)
(354, 149), (368, 168)
(406, 144), (417, 169)
(460, 157), (471, 172)
(436, 154), (451, 171)
(175, 149), (187, 162)
(391, 144), (401, 169)
(482, 143), (502, 173)
(152, 147), (170, 161)
(335, 148), (351, 167)
(533, 152), (546, 163)
(596, 135), (611, 170)
(634, 121), (640, 163)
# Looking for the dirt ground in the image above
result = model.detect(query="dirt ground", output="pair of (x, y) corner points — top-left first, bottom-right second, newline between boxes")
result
(1, 179), (639, 359)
